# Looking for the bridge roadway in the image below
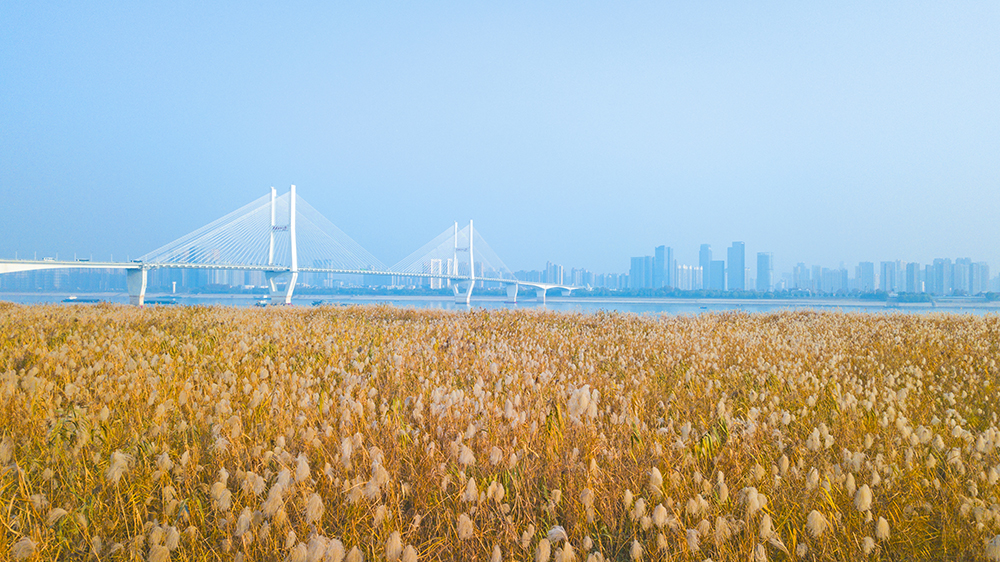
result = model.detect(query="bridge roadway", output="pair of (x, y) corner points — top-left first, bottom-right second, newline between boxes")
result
(0, 259), (579, 305)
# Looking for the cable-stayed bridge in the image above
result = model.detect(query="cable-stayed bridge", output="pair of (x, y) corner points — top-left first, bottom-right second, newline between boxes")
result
(0, 186), (580, 305)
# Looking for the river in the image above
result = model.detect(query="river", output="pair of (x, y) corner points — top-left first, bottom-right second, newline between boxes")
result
(3, 292), (999, 315)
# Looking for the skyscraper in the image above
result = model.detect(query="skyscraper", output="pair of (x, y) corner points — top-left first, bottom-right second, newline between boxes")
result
(859, 262), (875, 292)
(699, 244), (712, 290)
(932, 258), (952, 296)
(653, 246), (675, 288)
(629, 257), (646, 289)
(905, 262), (920, 293)
(727, 242), (745, 291)
(709, 261), (726, 290)
(756, 252), (773, 292)
(971, 262), (990, 294)
(793, 263), (810, 290)
(653, 246), (666, 288)
(954, 258), (972, 294)
(879, 261), (896, 292)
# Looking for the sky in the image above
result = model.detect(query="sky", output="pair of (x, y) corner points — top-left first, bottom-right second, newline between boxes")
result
(2, 2), (998, 276)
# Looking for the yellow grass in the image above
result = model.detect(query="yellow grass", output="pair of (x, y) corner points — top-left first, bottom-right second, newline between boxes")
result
(1, 303), (999, 561)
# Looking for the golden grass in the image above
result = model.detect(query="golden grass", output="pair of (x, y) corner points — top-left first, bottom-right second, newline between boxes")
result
(1, 304), (999, 561)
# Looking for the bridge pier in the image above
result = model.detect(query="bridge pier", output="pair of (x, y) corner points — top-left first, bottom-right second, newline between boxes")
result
(506, 283), (519, 302)
(536, 288), (547, 303)
(454, 282), (473, 305)
(266, 271), (298, 305)
(126, 268), (147, 306)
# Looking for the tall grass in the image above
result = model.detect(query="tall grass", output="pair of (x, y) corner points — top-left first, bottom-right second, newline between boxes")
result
(1, 304), (998, 561)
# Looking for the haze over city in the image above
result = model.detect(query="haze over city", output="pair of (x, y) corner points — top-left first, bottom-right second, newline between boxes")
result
(2, 2), (998, 279)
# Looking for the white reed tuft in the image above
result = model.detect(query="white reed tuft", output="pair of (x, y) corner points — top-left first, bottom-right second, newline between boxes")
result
(556, 543), (576, 562)
(686, 529), (700, 552)
(854, 484), (873, 512)
(149, 544), (170, 562)
(652, 504), (667, 528)
(459, 445), (476, 467)
(987, 535), (1000, 561)
(305, 493), (324, 524)
(629, 539), (642, 560)
(876, 517), (890, 541)
(106, 450), (131, 484)
(296, 453), (311, 483)
(759, 513), (773, 538)
(345, 546), (364, 562)
(326, 539), (345, 562)
(463, 477), (479, 502)
(649, 467), (663, 496)
(806, 510), (827, 538)
(457, 513), (475, 540)
(165, 526), (179, 550)
(536, 538), (551, 562)
(385, 531), (402, 561)
(11, 537), (36, 560)
(402, 545), (418, 562)
(862, 536), (875, 555)
(547, 526), (568, 543)
(47, 507), (68, 526)
(714, 516), (731, 545)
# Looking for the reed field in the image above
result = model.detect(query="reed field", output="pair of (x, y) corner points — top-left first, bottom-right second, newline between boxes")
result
(2, 302), (1000, 561)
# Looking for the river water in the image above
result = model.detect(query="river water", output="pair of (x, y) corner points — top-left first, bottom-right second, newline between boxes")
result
(3, 293), (999, 315)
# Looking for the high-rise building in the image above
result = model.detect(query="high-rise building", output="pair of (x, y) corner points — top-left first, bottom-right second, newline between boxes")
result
(756, 252), (773, 292)
(630, 257), (646, 290)
(699, 244), (712, 289)
(971, 262), (990, 294)
(709, 260), (726, 290)
(545, 261), (565, 285)
(727, 242), (745, 291)
(653, 246), (676, 288)
(932, 259), (952, 296)
(653, 246), (665, 288)
(905, 262), (920, 293)
(859, 262), (875, 292)
(954, 258), (972, 294)
(879, 261), (896, 292)
(793, 263), (810, 290)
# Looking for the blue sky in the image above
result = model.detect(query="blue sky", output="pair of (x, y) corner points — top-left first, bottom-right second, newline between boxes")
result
(2, 2), (998, 275)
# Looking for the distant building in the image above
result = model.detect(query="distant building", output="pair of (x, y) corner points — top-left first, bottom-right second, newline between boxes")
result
(793, 263), (810, 290)
(630, 257), (646, 289)
(727, 242), (745, 291)
(932, 258), (952, 296)
(905, 262), (921, 293)
(756, 252), (773, 292)
(545, 261), (564, 285)
(654, 246), (676, 288)
(699, 244), (712, 289)
(709, 260), (726, 291)
(954, 258), (972, 294)
(971, 262), (990, 294)
(859, 262), (875, 292)
(924, 264), (936, 295)
(879, 261), (896, 292)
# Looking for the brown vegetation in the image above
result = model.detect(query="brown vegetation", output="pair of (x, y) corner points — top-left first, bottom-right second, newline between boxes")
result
(1, 304), (999, 561)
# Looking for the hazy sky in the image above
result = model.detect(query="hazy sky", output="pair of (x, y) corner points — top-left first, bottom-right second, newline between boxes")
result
(2, 2), (998, 276)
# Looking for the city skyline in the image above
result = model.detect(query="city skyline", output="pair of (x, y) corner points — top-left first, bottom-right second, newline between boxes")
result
(515, 240), (997, 296)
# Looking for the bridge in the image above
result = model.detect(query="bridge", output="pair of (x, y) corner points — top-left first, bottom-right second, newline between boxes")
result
(0, 186), (581, 305)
